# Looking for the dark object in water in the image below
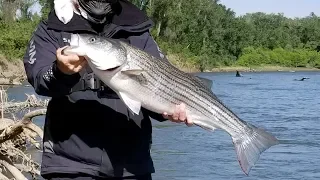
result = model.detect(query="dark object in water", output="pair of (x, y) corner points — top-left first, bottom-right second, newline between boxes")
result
(294, 77), (310, 81)
(236, 70), (242, 77)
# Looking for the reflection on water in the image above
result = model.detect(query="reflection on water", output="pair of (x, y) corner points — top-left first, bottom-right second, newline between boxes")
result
(5, 71), (320, 180)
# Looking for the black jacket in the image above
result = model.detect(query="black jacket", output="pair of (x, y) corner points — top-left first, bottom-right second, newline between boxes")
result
(23, 0), (167, 178)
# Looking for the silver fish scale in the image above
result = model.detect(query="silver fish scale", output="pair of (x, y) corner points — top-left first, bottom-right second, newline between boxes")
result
(121, 43), (246, 132)
(126, 47), (213, 114)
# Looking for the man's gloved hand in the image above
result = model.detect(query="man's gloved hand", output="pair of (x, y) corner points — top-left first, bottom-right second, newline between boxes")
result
(56, 46), (87, 75)
(162, 103), (193, 127)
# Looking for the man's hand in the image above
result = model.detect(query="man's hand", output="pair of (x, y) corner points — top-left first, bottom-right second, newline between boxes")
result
(56, 46), (87, 75)
(162, 103), (193, 127)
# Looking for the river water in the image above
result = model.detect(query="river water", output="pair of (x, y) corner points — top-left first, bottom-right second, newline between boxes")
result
(5, 71), (320, 180)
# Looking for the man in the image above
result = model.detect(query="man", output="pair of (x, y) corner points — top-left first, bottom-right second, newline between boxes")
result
(23, 0), (192, 179)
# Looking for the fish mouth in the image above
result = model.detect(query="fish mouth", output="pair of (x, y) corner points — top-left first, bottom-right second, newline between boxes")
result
(70, 34), (80, 46)
(102, 65), (121, 72)
(62, 45), (86, 56)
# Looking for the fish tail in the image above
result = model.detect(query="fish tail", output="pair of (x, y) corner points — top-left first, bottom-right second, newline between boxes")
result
(232, 124), (279, 175)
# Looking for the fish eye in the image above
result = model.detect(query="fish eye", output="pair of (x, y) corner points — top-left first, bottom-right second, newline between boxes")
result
(89, 37), (96, 43)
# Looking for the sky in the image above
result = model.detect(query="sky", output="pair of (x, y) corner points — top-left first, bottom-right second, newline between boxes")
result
(30, 0), (320, 19)
(219, 0), (320, 18)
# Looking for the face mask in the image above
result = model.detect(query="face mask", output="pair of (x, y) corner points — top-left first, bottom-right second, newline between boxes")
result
(77, 0), (118, 24)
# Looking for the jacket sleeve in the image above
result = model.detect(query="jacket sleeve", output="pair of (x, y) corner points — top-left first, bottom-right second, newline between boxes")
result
(23, 21), (81, 98)
(142, 32), (168, 62)
(131, 31), (169, 122)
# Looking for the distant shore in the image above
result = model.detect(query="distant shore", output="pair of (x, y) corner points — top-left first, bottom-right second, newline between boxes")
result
(171, 63), (320, 73)
(1, 57), (319, 85)
(208, 66), (320, 73)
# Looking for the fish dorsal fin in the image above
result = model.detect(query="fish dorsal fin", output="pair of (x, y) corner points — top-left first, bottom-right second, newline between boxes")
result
(118, 92), (142, 128)
(195, 76), (213, 89)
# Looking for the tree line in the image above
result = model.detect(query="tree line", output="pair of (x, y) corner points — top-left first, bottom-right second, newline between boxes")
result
(1, 0), (320, 71)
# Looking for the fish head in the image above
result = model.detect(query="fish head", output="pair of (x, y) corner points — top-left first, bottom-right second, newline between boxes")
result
(64, 34), (127, 72)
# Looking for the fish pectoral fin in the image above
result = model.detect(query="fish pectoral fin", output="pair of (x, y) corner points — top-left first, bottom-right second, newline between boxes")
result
(121, 69), (149, 86)
(118, 92), (141, 115)
(121, 69), (144, 76)
(121, 69), (145, 76)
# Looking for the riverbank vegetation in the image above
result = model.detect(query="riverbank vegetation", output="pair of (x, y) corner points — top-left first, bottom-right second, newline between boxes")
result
(1, 0), (320, 73)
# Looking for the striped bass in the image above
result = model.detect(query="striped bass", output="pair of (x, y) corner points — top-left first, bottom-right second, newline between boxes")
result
(63, 34), (279, 175)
